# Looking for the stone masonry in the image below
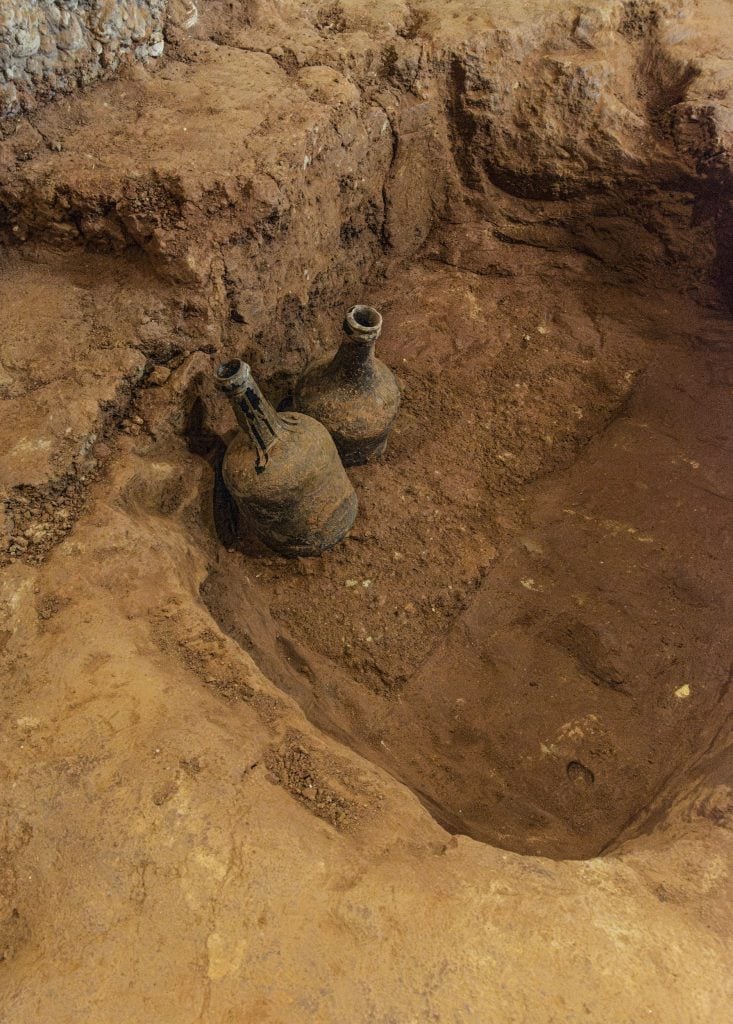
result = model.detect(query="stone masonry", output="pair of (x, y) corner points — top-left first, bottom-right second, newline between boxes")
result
(0, 0), (166, 119)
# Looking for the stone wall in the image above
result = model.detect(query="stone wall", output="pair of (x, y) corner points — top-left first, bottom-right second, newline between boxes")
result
(0, 1), (166, 119)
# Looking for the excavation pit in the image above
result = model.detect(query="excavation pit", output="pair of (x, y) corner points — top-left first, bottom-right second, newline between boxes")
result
(1, 1), (732, 1016)
(201, 237), (732, 860)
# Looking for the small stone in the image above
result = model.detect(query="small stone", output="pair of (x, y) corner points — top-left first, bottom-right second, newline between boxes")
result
(148, 365), (171, 386)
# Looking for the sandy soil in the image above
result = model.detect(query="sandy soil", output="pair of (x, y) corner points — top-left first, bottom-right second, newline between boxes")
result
(0, 1), (732, 1021)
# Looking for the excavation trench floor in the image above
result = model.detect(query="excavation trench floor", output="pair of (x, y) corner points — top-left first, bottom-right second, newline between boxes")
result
(203, 239), (733, 860)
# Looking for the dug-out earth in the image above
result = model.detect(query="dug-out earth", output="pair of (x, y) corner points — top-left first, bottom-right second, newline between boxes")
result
(0, 1), (732, 1022)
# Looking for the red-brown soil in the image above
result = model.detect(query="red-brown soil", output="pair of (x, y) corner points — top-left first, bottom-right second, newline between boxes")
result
(1, 1), (732, 1020)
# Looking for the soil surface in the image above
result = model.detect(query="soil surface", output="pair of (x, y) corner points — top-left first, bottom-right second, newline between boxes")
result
(1, 1), (732, 1022)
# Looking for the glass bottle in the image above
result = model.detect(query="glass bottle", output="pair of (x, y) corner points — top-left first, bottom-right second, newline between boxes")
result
(293, 305), (401, 467)
(215, 359), (358, 556)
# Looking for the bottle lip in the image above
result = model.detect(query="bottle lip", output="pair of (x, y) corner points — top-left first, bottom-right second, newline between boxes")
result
(215, 358), (252, 392)
(344, 304), (382, 341)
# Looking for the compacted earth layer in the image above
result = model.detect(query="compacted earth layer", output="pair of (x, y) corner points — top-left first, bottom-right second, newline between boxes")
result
(0, 1), (732, 1021)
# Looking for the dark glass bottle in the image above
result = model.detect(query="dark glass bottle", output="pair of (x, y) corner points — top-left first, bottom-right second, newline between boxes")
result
(215, 359), (358, 556)
(293, 305), (401, 466)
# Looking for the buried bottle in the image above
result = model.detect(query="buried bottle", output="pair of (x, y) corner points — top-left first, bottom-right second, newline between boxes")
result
(215, 359), (358, 556)
(293, 305), (401, 467)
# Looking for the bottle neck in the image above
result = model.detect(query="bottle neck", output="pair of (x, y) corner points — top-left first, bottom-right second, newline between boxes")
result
(225, 373), (284, 470)
(332, 306), (382, 381)
(330, 336), (377, 380)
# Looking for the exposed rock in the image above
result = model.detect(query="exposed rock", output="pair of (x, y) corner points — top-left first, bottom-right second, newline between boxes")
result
(0, 0), (166, 120)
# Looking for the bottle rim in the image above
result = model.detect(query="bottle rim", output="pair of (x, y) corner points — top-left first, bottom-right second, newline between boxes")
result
(345, 305), (382, 339)
(215, 358), (251, 391)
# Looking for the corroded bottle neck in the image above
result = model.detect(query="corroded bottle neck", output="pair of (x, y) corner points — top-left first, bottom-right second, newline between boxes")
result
(331, 304), (383, 378)
(215, 359), (283, 470)
(331, 335), (377, 376)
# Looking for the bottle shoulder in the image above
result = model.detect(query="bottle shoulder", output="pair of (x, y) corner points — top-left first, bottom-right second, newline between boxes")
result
(297, 353), (400, 407)
(223, 412), (338, 497)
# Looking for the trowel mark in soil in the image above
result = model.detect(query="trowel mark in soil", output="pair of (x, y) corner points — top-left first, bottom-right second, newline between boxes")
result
(545, 615), (628, 692)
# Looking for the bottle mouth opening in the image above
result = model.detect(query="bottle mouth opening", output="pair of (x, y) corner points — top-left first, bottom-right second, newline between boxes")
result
(345, 304), (383, 339)
(215, 358), (251, 390)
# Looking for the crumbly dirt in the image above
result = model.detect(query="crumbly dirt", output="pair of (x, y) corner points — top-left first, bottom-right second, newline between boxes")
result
(1, 1), (732, 1022)
(264, 729), (379, 830)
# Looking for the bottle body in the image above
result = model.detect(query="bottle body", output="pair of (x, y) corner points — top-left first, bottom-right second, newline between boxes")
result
(294, 305), (401, 467)
(216, 360), (357, 556)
